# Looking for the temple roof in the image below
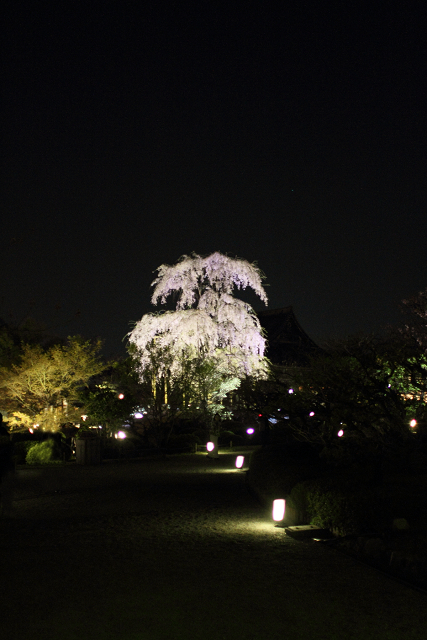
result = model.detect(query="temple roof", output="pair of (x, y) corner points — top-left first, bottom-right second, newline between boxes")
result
(257, 306), (320, 366)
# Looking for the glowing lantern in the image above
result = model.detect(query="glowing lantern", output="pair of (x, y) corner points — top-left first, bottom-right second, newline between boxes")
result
(207, 435), (219, 458)
(410, 419), (417, 428)
(118, 393), (124, 399)
(235, 456), (244, 468)
(272, 499), (286, 522)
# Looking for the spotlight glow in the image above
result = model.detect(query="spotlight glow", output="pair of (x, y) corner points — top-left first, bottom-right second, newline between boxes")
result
(246, 428), (255, 435)
(207, 441), (214, 452)
(410, 419), (417, 428)
(337, 429), (344, 437)
(272, 499), (286, 522)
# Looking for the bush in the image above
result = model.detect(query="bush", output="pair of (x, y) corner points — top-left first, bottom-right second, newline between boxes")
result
(102, 438), (138, 459)
(12, 441), (36, 464)
(167, 433), (201, 451)
(246, 444), (323, 502)
(247, 443), (390, 534)
(288, 476), (388, 535)
(25, 439), (61, 465)
(221, 420), (244, 432)
(192, 428), (209, 442)
(218, 431), (244, 446)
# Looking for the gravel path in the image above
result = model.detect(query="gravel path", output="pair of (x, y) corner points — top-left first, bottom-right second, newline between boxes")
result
(1, 450), (426, 640)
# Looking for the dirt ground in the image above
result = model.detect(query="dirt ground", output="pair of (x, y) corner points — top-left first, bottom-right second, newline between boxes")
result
(1, 450), (426, 640)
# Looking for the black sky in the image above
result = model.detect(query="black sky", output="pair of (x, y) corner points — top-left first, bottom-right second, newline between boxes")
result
(2, 1), (427, 356)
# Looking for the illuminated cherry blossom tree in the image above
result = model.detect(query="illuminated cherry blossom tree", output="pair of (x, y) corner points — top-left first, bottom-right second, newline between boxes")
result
(128, 253), (269, 433)
(128, 252), (269, 382)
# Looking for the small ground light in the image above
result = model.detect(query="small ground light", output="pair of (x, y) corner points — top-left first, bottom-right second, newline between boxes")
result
(272, 499), (286, 522)
(246, 427), (255, 435)
(410, 419), (417, 428)
(337, 429), (344, 437)
(235, 456), (244, 468)
(207, 441), (214, 452)
(116, 431), (127, 439)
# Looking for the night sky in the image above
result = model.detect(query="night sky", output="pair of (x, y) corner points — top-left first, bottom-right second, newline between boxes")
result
(2, 2), (427, 357)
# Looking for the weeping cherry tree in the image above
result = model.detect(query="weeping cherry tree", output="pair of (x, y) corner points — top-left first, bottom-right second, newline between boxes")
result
(128, 252), (269, 433)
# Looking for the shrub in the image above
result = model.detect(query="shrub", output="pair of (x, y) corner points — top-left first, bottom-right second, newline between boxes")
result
(246, 444), (323, 501)
(247, 443), (390, 534)
(25, 439), (61, 465)
(218, 431), (244, 446)
(288, 477), (388, 535)
(12, 441), (36, 464)
(102, 438), (138, 459)
(167, 433), (201, 451)
(192, 428), (209, 442)
(221, 420), (245, 432)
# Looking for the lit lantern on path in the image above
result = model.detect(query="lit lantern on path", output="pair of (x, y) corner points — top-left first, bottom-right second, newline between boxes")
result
(235, 456), (244, 469)
(272, 499), (286, 522)
(207, 435), (219, 458)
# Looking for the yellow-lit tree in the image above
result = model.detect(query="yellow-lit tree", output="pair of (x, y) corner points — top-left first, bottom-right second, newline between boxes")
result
(0, 336), (104, 431)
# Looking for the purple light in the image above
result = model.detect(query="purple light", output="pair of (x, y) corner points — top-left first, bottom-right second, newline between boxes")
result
(246, 427), (255, 435)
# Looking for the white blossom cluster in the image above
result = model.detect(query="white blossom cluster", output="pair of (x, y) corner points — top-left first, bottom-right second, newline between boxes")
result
(151, 252), (268, 308)
(129, 252), (269, 380)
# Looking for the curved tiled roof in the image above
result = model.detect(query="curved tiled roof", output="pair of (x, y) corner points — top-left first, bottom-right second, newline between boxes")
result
(257, 306), (319, 366)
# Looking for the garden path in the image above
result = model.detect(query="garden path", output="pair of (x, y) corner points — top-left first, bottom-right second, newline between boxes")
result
(0, 451), (426, 640)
